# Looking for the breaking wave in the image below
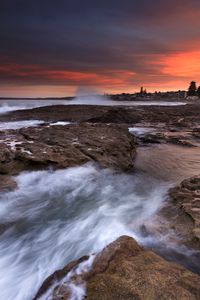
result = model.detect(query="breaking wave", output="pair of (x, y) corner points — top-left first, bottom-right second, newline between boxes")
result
(0, 164), (170, 300)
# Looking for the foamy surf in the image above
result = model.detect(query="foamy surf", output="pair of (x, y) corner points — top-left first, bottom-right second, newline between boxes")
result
(0, 98), (187, 115)
(0, 120), (44, 130)
(129, 126), (156, 136)
(0, 164), (170, 300)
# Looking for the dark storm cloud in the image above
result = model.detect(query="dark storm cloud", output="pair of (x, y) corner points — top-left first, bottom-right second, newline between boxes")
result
(1, 0), (200, 89)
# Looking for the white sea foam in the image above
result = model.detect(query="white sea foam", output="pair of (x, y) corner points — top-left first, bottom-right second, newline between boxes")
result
(7, 140), (23, 151)
(0, 104), (28, 114)
(0, 137), (35, 151)
(0, 164), (170, 300)
(0, 100), (69, 114)
(0, 98), (186, 115)
(129, 127), (156, 136)
(21, 148), (33, 155)
(50, 121), (71, 126)
(68, 95), (186, 106)
(38, 254), (95, 300)
(1, 143), (200, 300)
(0, 120), (44, 130)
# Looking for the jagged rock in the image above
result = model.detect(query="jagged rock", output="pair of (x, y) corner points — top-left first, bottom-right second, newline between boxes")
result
(0, 123), (136, 175)
(148, 175), (200, 253)
(169, 175), (200, 249)
(138, 131), (198, 147)
(33, 236), (200, 300)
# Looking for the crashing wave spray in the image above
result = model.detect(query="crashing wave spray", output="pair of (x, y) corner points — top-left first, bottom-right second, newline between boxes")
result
(0, 163), (170, 300)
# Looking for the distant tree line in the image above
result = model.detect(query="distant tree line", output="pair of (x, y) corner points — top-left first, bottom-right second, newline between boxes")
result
(140, 87), (147, 95)
(187, 81), (200, 97)
(138, 82), (200, 99)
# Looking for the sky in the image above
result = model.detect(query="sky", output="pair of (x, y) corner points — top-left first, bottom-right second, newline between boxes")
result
(1, 0), (200, 97)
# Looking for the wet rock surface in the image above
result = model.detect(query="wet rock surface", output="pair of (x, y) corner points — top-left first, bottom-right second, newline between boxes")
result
(167, 175), (200, 250)
(0, 175), (17, 192)
(0, 123), (136, 176)
(137, 129), (200, 147)
(142, 175), (200, 273)
(34, 236), (200, 300)
(1, 103), (200, 150)
(1, 102), (200, 299)
(0, 103), (200, 128)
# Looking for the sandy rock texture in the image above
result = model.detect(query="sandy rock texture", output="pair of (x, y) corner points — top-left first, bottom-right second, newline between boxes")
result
(168, 175), (200, 249)
(0, 123), (136, 177)
(33, 236), (200, 300)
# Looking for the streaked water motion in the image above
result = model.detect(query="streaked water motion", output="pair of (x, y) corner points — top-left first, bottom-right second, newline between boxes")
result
(0, 143), (200, 300)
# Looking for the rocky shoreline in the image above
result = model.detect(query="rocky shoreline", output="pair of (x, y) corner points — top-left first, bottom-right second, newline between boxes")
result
(0, 102), (200, 127)
(0, 123), (136, 181)
(32, 174), (200, 299)
(1, 102), (200, 299)
(157, 175), (200, 251)
(1, 103), (200, 189)
(33, 236), (200, 300)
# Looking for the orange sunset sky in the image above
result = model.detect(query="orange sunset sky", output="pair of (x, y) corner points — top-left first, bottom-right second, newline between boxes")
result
(1, 1), (200, 97)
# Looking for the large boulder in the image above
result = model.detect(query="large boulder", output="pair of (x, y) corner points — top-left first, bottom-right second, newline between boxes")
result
(33, 236), (200, 300)
(0, 123), (136, 175)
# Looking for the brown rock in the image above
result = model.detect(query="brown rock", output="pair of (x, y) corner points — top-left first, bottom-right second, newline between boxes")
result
(0, 175), (17, 192)
(0, 123), (136, 175)
(148, 175), (200, 253)
(138, 130), (198, 147)
(169, 175), (200, 249)
(33, 236), (200, 300)
(1, 102), (200, 128)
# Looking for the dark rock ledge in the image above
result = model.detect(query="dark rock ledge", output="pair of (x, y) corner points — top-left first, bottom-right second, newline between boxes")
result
(0, 123), (137, 192)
